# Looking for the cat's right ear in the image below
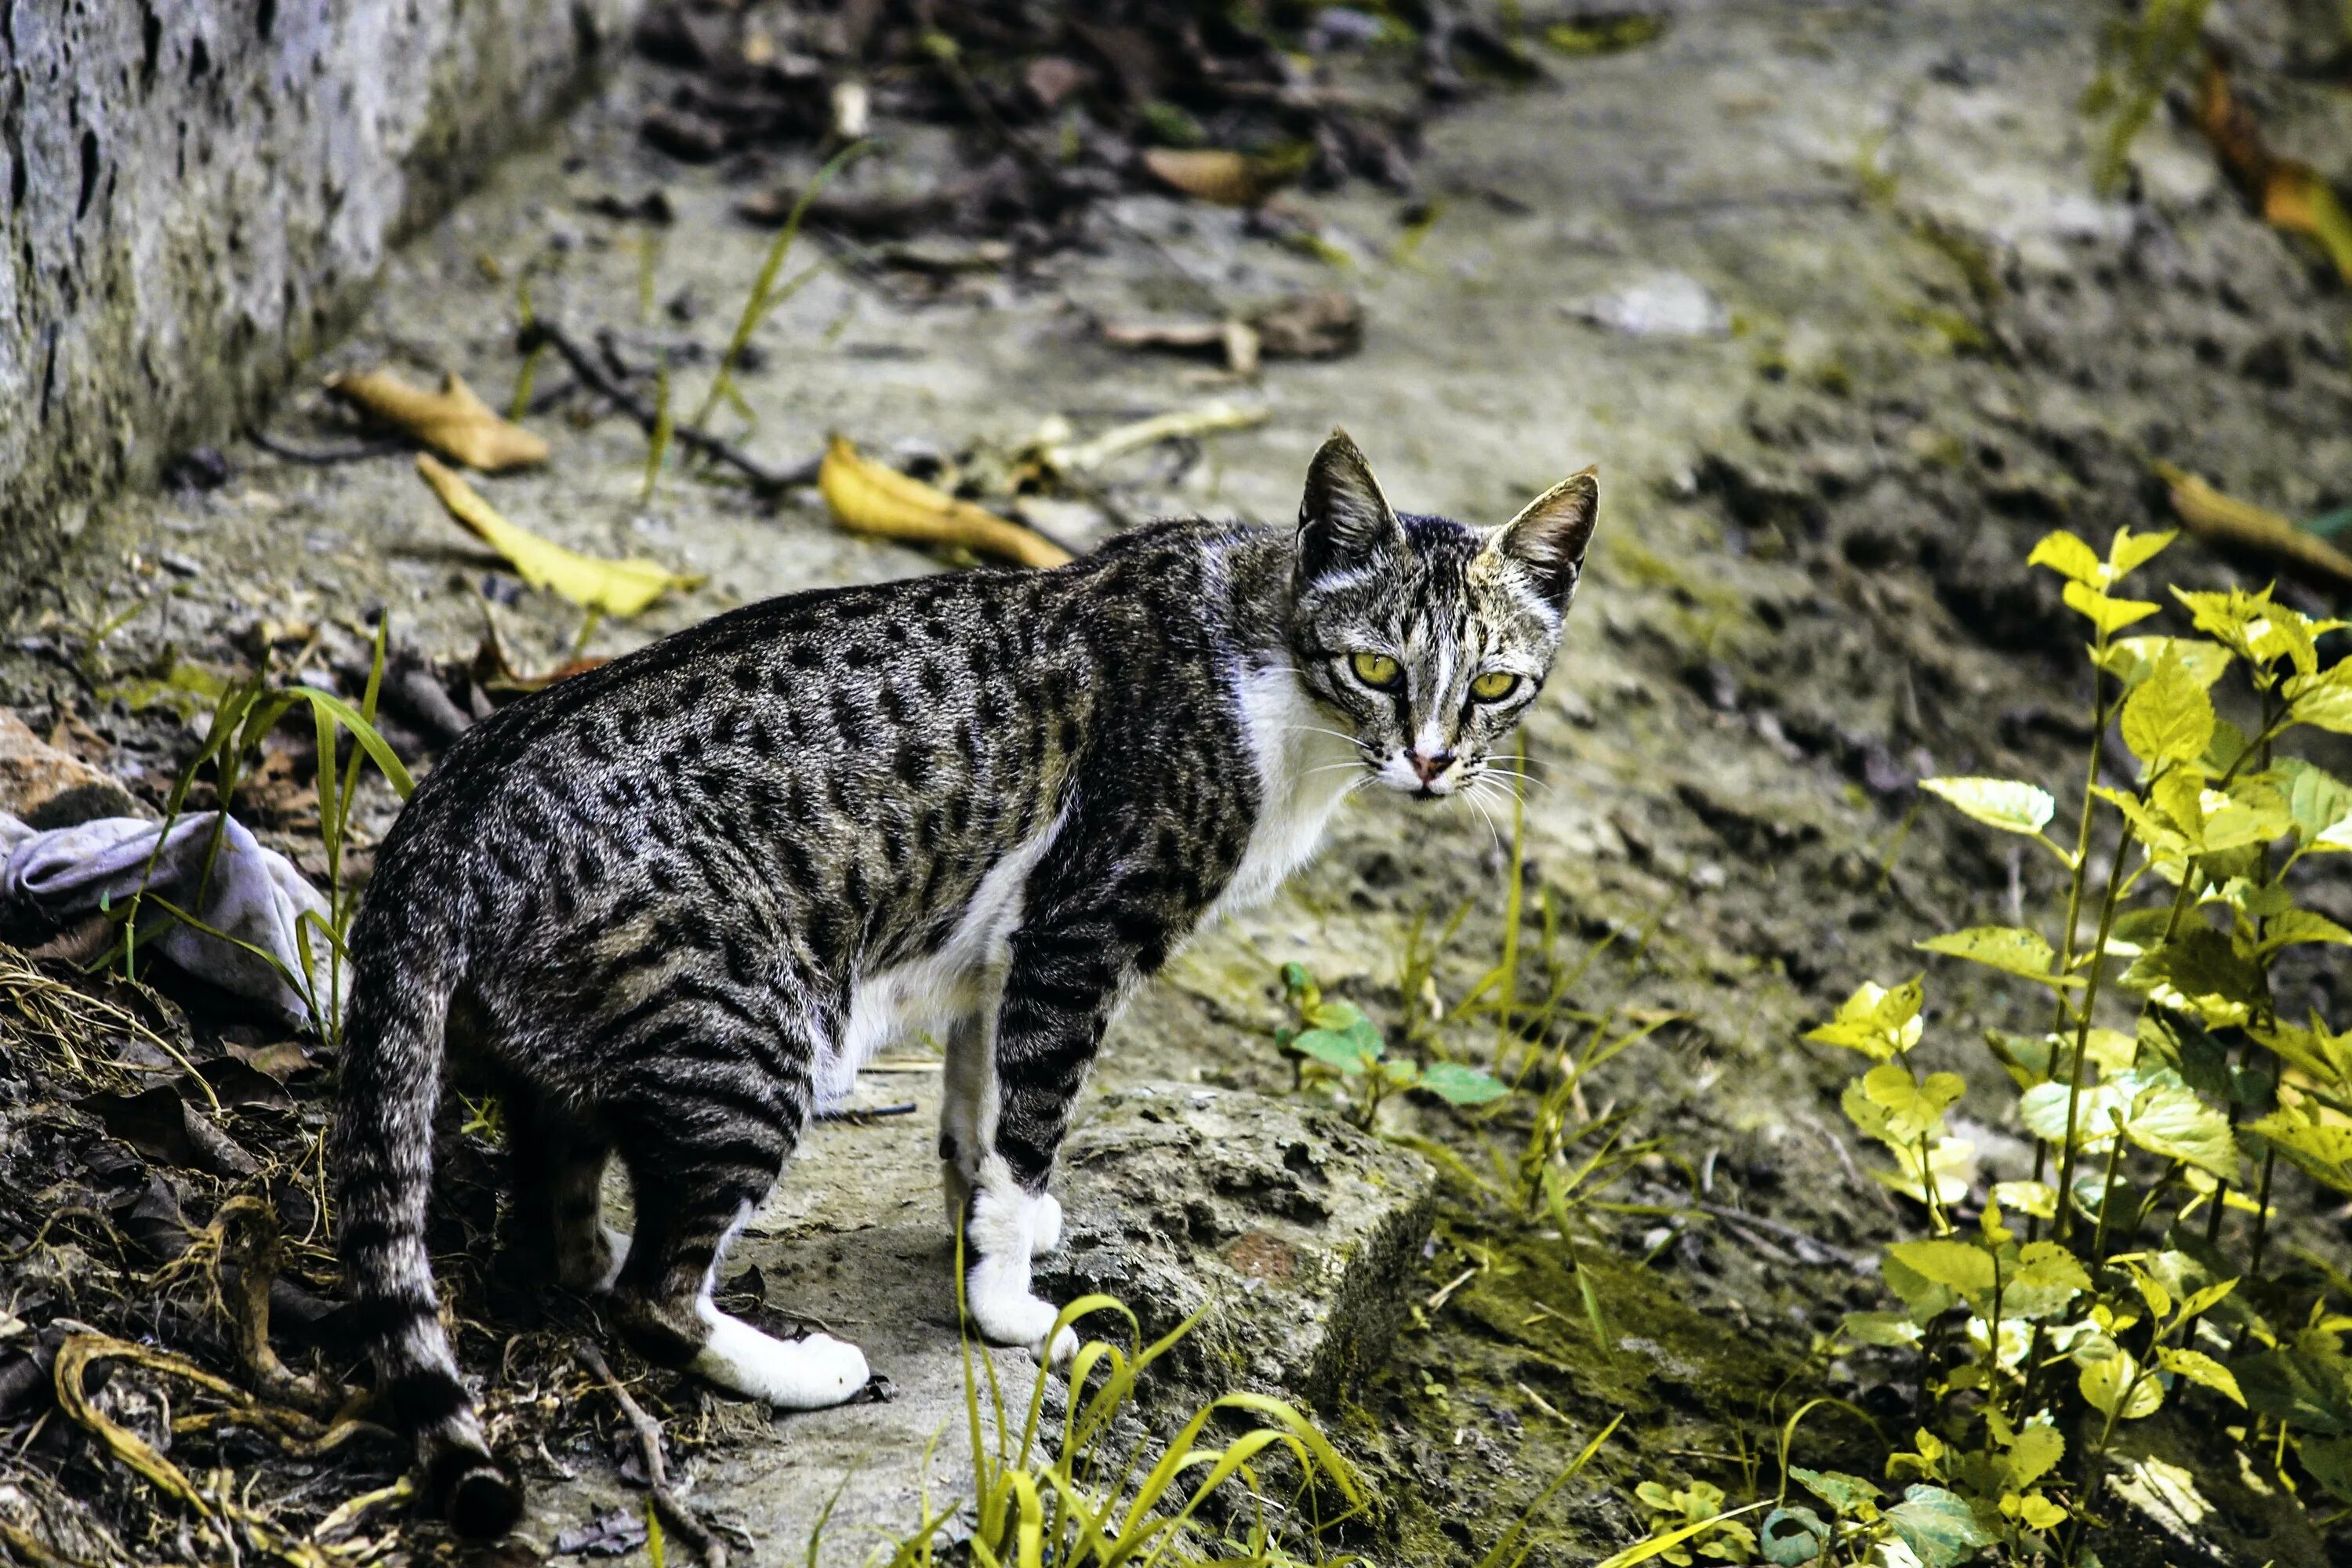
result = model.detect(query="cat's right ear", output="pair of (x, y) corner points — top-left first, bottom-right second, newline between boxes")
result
(1298, 429), (1403, 581)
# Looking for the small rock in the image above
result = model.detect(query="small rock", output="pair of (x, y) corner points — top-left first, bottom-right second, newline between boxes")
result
(0, 710), (145, 829)
(161, 447), (233, 492)
(1567, 272), (1731, 338)
(1040, 1083), (1434, 1410)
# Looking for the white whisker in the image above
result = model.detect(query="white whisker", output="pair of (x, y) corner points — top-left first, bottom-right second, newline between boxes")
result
(1458, 783), (1504, 856)
(1472, 768), (1552, 796)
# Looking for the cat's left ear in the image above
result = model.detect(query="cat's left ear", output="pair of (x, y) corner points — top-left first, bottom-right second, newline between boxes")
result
(1486, 466), (1599, 612)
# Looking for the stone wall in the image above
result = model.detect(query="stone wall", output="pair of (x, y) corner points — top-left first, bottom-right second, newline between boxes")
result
(0, 0), (641, 593)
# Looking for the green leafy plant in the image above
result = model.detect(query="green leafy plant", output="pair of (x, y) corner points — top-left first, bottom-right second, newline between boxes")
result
(1808, 521), (2352, 1561)
(1276, 961), (1507, 1131)
(97, 619), (414, 1051)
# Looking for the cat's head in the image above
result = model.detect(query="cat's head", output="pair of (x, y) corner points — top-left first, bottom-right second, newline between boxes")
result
(1289, 430), (1598, 799)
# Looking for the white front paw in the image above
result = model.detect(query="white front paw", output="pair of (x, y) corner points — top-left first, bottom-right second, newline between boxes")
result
(1030, 1193), (1063, 1258)
(967, 1266), (1079, 1366)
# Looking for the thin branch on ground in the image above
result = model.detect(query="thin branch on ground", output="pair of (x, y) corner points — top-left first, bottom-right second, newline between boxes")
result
(515, 321), (818, 497)
(245, 426), (408, 465)
(572, 1340), (730, 1568)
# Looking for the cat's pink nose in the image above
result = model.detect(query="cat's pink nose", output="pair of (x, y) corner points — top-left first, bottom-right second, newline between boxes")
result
(1409, 750), (1454, 784)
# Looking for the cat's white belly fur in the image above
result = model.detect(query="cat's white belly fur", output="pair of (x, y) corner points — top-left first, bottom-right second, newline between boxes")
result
(820, 808), (1069, 1109)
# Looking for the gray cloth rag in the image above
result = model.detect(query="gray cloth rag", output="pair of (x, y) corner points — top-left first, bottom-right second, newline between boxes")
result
(0, 811), (338, 1029)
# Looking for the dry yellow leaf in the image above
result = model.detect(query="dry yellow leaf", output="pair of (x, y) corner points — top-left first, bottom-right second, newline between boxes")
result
(1140, 147), (1298, 208)
(2154, 462), (2352, 591)
(327, 368), (550, 470)
(2261, 167), (2352, 289)
(2197, 59), (2352, 289)
(414, 456), (702, 616)
(818, 436), (1073, 568)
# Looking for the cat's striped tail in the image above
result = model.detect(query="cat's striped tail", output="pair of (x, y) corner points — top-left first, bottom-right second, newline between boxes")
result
(334, 895), (520, 1537)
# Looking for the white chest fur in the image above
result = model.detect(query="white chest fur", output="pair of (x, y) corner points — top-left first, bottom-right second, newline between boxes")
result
(1217, 663), (1361, 916)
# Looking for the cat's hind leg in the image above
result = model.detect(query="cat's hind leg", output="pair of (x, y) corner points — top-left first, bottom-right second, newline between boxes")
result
(604, 997), (868, 1410)
(506, 1092), (624, 1294)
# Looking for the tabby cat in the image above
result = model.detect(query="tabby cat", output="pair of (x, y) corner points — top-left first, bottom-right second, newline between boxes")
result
(334, 431), (1598, 1534)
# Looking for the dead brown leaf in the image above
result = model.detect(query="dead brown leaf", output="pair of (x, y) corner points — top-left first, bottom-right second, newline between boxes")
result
(325, 368), (550, 471)
(1100, 290), (1361, 375)
(2195, 56), (2352, 289)
(1141, 147), (1299, 208)
(2155, 461), (2352, 590)
(1250, 289), (1363, 358)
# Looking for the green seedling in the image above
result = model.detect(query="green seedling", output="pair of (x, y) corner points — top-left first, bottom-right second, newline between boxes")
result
(1276, 962), (1506, 1132)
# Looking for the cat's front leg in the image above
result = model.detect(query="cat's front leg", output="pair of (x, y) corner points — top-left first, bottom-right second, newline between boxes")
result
(960, 856), (1170, 1365)
(941, 1006), (1062, 1259)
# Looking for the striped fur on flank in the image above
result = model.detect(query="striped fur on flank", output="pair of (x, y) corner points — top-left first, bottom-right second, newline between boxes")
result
(332, 431), (1598, 1533)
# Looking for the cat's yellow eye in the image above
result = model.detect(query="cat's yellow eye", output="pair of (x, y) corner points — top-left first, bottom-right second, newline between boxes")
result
(1349, 651), (1403, 690)
(1470, 670), (1521, 702)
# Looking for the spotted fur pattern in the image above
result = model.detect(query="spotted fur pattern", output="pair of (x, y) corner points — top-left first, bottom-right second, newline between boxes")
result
(332, 431), (1597, 1534)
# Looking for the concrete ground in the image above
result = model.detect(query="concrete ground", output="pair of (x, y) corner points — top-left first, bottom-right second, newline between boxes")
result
(9, 2), (2352, 1564)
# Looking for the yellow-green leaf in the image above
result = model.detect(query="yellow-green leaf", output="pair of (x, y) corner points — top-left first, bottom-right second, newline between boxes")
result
(2198, 779), (2294, 853)
(2005, 1425), (2063, 1490)
(2027, 530), (2101, 585)
(1860, 1064), (1963, 1142)
(2012, 1492), (2067, 1532)
(2107, 526), (2177, 579)
(2256, 909), (2352, 956)
(2158, 1348), (2245, 1406)
(2012, 1240), (2091, 1296)
(2091, 783), (2190, 854)
(1919, 776), (2056, 837)
(2098, 635), (2234, 691)
(1886, 1239), (1997, 1296)
(2122, 1074), (2241, 1181)
(2279, 759), (2352, 852)
(1918, 926), (2076, 987)
(1991, 1180), (2057, 1220)
(2020, 1079), (2127, 1150)
(415, 455), (702, 616)
(2119, 648), (2216, 767)
(1804, 978), (1924, 1059)
(2249, 1105), (2352, 1194)
(2079, 1347), (2163, 1419)
(2120, 927), (2266, 1027)
(2063, 580), (2160, 634)
(2285, 665), (2352, 735)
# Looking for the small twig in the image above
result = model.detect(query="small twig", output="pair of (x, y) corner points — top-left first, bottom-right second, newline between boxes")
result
(1802, 1114), (1900, 1218)
(245, 426), (408, 465)
(516, 321), (818, 496)
(1515, 1380), (1570, 1425)
(1700, 1201), (1868, 1272)
(1710, 1212), (1802, 1269)
(1655, 1201), (1872, 1274)
(213, 1196), (344, 1414)
(815, 1101), (920, 1123)
(572, 1341), (728, 1568)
